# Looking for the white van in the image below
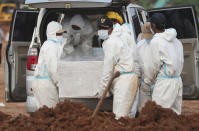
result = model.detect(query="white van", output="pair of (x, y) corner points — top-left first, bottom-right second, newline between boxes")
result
(4, 0), (199, 112)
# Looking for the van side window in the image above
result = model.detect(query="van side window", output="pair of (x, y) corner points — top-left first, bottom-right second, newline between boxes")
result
(129, 8), (142, 40)
(12, 11), (38, 42)
(149, 8), (197, 39)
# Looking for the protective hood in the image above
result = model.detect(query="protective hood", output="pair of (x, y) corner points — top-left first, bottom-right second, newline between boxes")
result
(120, 23), (135, 48)
(157, 28), (177, 42)
(69, 14), (85, 30)
(46, 21), (63, 41)
(112, 23), (122, 37)
(121, 23), (133, 36)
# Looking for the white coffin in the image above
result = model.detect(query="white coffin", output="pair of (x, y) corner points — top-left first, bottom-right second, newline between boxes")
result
(57, 48), (104, 98)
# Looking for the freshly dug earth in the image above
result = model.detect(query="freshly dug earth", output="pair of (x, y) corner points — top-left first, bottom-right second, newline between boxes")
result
(0, 111), (11, 123)
(0, 100), (199, 131)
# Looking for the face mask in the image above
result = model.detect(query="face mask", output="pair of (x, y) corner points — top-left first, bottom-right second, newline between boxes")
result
(72, 28), (81, 34)
(56, 36), (63, 43)
(113, 24), (116, 29)
(98, 30), (109, 40)
(73, 33), (81, 46)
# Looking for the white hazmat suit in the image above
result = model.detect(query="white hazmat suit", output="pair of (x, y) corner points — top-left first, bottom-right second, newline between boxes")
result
(137, 39), (153, 111)
(136, 22), (155, 111)
(99, 24), (139, 119)
(33, 21), (65, 109)
(61, 14), (94, 55)
(120, 23), (140, 75)
(146, 28), (184, 114)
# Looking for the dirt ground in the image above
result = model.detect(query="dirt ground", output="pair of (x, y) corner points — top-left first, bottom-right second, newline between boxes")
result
(1, 100), (199, 130)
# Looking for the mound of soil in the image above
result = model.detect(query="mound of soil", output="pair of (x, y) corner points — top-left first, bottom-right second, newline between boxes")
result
(0, 100), (199, 131)
(0, 111), (10, 123)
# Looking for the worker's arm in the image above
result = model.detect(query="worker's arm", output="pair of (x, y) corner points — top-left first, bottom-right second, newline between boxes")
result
(34, 42), (47, 77)
(47, 45), (61, 85)
(143, 38), (161, 86)
(136, 40), (145, 77)
(133, 47), (141, 77)
(123, 23), (141, 77)
(99, 38), (120, 91)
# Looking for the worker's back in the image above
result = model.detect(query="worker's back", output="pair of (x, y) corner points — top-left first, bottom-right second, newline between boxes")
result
(152, 28), (184, 77)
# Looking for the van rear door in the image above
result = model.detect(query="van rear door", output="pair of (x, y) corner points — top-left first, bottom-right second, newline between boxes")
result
(4, 9), (38, 102)
(126, 4), (147, 43)
(148, 5), (199, 99)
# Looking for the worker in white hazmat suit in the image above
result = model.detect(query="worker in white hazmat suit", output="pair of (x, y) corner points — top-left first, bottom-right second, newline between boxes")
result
(61, 16), (73, 55)
(96, 16), (139, 119)
(146, 13), (184, 114)
(136, 22), (154, 111)
(33, 21), (66, 109)
(106, 11), (140, 77)
(61, 14), (94, 55)
(106, 11), (140, 117)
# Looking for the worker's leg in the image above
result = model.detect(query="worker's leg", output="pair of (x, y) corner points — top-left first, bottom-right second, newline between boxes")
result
(131, 89), (139, 117)
(171, 81), (183, 115)
(112, 75), (136, 119)
(33, 79), (59, 109)
(138, 81), (152, 112)
(152, 79), (178, 110)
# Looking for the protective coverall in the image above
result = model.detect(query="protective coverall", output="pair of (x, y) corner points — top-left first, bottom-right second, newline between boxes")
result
(146, 28), (184, 114)
(61, 14), (94, 55)
(99, 23), (139, 119)
(136, 22), (155, 111)
(137, 39), (153, 111)
(33, 21), (65, 109)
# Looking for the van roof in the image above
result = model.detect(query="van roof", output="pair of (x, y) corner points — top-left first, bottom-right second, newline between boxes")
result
(25, 0), (113, 8)
(25, 0), (112, 4)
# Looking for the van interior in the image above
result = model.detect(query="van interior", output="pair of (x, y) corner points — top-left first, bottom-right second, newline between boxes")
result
(37, 8), (124, 62)
(39, 8), (124, 47)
